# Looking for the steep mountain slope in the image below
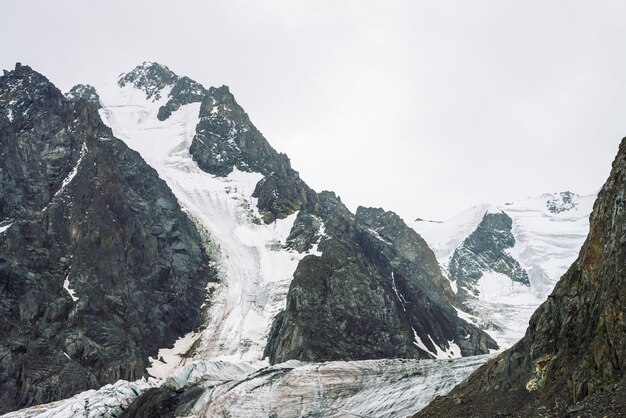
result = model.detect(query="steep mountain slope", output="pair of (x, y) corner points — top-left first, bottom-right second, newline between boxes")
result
(0, 64), (213, 413)
(412, 192), (593, 347)
(97, 62), (495, 368)
(415, 138), (626, 417)
(97, 63), (315, 366)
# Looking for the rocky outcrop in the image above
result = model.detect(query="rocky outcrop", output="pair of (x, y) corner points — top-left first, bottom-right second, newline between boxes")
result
(264, 196), (497, 364)
(448, 211), (529, 299)
(415, 138), (626, 417)
(187, 78), (314, 222)
(65, 84), (101, 108)
(0, 64), (214, 413)
(157, 76), (207, 121)
(546, 190), (578, 214)
(118, 61), (178, 101)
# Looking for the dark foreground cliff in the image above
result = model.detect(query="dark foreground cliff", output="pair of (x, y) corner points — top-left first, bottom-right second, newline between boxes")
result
(415, 138), (626, 417)
(0, 64), (215, 413)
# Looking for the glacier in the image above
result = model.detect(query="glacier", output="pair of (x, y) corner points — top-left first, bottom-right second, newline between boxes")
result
(98, 80), (309, 367)
(2, 357), (488, 418)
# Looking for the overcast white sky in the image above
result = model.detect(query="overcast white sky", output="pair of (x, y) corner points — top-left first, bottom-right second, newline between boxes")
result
(2, 1), (625, 221)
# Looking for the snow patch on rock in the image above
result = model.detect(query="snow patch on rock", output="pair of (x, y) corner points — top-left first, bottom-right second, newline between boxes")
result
(147, 331), (199, 379)
(62, 276), (78, 302)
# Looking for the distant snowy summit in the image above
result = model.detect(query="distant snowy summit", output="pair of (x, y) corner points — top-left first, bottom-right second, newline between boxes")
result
(412, 191), (594, 347)
(545, 190), (579, 214)
(413, 191), (594, 299)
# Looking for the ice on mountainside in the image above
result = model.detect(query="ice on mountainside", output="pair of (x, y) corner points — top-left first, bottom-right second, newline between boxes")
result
(1, 379), (160, 418)
(412, 192), (594, 347)
(98, 68), (308, 368)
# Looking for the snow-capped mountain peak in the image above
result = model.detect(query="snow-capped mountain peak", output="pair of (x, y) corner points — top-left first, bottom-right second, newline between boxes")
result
(412, 191), (595, 347)
(117, 61), (178, 101)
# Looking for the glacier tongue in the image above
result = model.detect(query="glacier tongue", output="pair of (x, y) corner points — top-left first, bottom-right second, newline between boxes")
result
(1, 357), (488, 418)
(183, 357), (488, 418)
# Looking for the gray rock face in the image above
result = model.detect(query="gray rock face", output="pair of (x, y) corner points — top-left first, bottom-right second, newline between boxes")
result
(157, 76), (207, 121)
(285, 211), (323, 252)
(187, 83), (314, 222)
(252, 171), (315, 223)
(0, 64), (214, 413)
(448, 211), (529, 298)
(546, 190), (578, 214)
(118, 61), (178, 101)
(264, 196), (497, 364)
(65, 84), (100, 108)
(189, 85), (289, 177)
(415, 138), (626, 417)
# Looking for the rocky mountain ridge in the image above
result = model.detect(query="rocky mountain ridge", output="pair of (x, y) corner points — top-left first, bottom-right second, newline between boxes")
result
(98, 61), (496, 366)
(0, 63), (214, 413)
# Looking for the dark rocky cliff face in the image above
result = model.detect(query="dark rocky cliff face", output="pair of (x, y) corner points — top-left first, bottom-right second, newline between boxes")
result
(264, 196), (497, 364)
(415, 138), (626, 417)
(448, 211), (529, 300)
(0, 64), (214, 413)
(65, 84), (101, 108)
